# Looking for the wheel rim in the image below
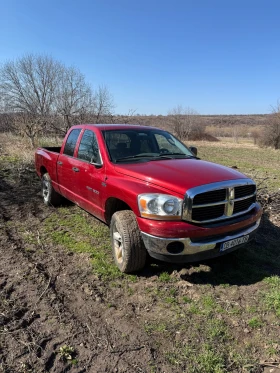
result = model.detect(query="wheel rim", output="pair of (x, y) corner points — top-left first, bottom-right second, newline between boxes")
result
(42, 177), (50, 201)
(113, 227), (124, 264)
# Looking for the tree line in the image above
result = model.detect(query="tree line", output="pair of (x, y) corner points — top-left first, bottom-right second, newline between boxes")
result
(0, 54), (114, 146)
(0, 54), (279, 149)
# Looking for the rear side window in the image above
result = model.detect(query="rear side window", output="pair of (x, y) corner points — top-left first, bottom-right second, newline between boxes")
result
(77, 130), (101, 164)
(63, 129), (81, 156)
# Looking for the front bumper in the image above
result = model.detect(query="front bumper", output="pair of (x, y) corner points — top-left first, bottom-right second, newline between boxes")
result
(141, 219), (261, 263)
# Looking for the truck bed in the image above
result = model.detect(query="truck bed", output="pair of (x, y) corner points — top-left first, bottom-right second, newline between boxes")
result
(41, 146), (61, 153)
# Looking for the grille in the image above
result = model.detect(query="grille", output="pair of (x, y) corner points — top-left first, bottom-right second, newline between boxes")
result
(183, 180), (257, 223)
(233, 196), (256, 214)
(193, 189), (226, 204)
(235, 185), (256, 199)
(192, 204), (225, 221)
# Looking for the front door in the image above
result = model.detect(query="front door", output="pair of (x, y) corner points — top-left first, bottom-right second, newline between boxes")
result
(75, 129), (105, 220)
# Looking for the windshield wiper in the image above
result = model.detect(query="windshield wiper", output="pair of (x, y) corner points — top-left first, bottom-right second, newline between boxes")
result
(157, 153), (199, 159)
(115, 153), (199, 163)
(115, 154), (157, 162)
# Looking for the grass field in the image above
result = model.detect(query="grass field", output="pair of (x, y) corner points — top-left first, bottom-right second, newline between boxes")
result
(193, 139), (280, 191)
(0, 132), (279, 372)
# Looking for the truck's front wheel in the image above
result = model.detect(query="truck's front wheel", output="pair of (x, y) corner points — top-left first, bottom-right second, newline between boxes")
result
(42, 173), (61, 206)
(110, 210), (147, 273)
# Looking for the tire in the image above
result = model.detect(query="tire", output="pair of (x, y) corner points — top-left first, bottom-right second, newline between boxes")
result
(41, 173), (61, 206)
(110, 210), (147, 273)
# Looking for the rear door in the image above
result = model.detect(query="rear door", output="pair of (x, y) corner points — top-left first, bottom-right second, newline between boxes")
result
(57, 128), (82, 202)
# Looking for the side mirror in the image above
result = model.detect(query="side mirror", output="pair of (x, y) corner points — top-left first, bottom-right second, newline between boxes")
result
(90, 160), (103, 167)
(90, 153), (103, 167)
(189, 146), (198, 156)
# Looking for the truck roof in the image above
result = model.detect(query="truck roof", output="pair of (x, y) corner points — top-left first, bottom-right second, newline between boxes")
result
(70, 124), (160, 131)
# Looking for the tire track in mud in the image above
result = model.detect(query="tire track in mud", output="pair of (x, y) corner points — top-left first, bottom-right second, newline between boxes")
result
(0, 198), (68, 372)
(0, 180), (158, 373)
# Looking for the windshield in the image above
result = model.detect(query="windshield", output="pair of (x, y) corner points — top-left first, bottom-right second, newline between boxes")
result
(102, 128), (195, 163)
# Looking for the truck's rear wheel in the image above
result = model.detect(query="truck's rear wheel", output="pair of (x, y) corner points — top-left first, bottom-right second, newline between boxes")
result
(110, 210), (146, 273)
(42, 173), (61, 206)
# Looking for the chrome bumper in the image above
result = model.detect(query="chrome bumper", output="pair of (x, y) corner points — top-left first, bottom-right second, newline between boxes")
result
(141, 219), (260, 257)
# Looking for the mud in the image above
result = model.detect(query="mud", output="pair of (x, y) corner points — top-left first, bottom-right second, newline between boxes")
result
(0, 166), (159, 373)
(0, 161), (280, 373)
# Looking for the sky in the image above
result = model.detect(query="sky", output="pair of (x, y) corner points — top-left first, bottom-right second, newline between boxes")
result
(1, 0), (280, 115)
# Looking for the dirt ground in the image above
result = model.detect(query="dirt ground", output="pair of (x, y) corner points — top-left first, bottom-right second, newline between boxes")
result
(0, 152), (280, 372)
(0, 164), (161, 372)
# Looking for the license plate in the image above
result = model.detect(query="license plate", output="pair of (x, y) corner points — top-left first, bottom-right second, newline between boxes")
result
(220, 235), (249, 252)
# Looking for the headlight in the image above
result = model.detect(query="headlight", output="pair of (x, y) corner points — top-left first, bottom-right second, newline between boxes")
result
(138, 194), (183, 220)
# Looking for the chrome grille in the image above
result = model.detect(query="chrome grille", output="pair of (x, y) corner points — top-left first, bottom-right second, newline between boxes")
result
(192, 204), (225, 221)
(233, 196), (256, 214)
(183, 179), (257, 223)
(193, 189), (226, 204)
(235, 184), (256, 199)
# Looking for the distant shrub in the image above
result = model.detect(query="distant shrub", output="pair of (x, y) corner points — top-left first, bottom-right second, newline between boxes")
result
(189, 132), (219, 142)
(258, 103), (280, 150)
(258, 118), (280, 149)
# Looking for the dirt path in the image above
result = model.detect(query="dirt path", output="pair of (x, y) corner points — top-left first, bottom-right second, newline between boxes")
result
(0, 172), (160, 373)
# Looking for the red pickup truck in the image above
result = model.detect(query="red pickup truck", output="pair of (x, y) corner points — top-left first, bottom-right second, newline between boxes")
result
(35, 124), (262, 273)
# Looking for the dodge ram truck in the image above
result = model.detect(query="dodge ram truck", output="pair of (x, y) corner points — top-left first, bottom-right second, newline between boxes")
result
(35, 124), (262, 273)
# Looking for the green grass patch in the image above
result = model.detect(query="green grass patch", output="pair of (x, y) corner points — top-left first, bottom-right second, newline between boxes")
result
(166, 343), (226, 373)
(158, 271), (172, 282)
(248, 317), (263, 328)
(263, 276), (280, 316)
(198, 295), (224, 315)
(42, 207), (124, 280)
(0, 154), (21, 164)
(205, 318), (229, 341)
(144, 321), (168, 334)
(164, 296), (177, 304)
(182, 296), (192, 304)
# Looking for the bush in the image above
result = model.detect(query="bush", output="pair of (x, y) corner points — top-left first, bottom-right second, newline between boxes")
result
(258, 105), (280, 149)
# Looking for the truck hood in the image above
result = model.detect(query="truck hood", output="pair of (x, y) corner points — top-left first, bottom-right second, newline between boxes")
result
(114, 159), (247, 196)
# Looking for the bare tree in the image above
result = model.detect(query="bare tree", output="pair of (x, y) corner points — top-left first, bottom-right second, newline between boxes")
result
(52, 66), (93, 135)
(259, 101), (280, 149)
(168, 105), (199, 140)
(121, 109), (142, 124)
(0, 54), (61, 145)
(0, 54), (115, 143)
(0, 87), (5, 113)
(250, 130), (260, 145)
(91, 85), (115, 124)
(232, 126), (239, 143)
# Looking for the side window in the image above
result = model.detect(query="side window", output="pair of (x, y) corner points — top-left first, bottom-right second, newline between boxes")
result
(63, 129), (81, 156)
(77, 130), (101, 164)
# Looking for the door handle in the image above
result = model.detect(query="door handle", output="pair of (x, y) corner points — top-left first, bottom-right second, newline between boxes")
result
(57, 161), (63, 165)
(72, 167), (80, 172)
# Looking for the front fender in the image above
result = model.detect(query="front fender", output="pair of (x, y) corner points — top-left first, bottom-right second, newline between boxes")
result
(104, 175), (183, 217)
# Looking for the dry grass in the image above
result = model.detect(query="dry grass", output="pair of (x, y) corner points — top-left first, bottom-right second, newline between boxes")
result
(192, 137), (258, 149)
(206, 124), (265, 139)
(187, 137), (280, 191)
(0, 132), (62, 164)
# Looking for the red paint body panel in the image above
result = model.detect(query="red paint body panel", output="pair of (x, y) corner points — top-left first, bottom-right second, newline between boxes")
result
(114, 159), (247, 196)
(136, 204), (262, 239)
(35, 149), (60, 191)
(35, 124), (261, 241)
